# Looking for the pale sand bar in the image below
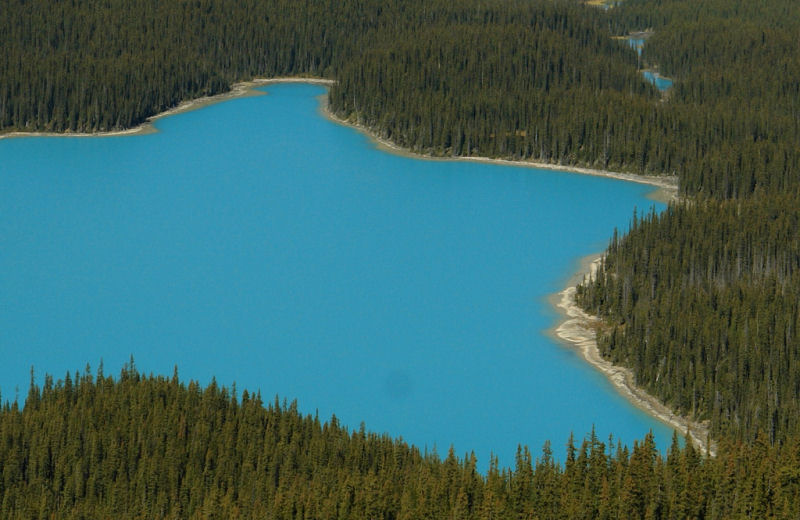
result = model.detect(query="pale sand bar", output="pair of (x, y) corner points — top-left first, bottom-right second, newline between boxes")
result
(552, 255), (716, 456)
(0, 77), (336, 141)
(319, 102), (678, 203)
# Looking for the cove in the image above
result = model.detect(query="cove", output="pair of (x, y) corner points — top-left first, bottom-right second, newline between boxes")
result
(0, 83), (673, 469)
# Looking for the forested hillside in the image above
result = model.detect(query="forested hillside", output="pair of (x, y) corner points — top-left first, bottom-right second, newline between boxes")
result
(0, 0), (363, 131)
(2, 367), (800, 519)
(0, 0), (685, 177)
(327, 4), (659, 168)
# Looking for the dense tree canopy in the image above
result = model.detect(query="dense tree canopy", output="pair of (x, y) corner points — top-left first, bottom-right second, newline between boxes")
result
(2, 366), (800, 519)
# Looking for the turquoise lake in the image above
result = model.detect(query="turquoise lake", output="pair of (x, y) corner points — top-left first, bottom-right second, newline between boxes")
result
(0, 83), (673, 468)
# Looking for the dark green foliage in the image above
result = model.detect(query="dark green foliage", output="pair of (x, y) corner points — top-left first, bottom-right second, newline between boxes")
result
(0, 0), (379, 131)
(327, 2), (661, 171)
(3, 367), (800, 518)
(1, 0), (667, 175)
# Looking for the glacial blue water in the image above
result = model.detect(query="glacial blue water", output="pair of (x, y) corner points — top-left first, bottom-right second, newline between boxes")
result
(0, 83), (674, 469)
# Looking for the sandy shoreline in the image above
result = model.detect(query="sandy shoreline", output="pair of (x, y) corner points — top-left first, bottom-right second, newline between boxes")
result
(0, 77), (336, 141)
(315, 96), (711, 453)
(318, 103), (678, 202)
(551, 255), (715, 456)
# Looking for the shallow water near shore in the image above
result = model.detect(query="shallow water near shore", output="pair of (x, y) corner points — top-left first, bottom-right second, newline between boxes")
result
(0, 83), (672, 469)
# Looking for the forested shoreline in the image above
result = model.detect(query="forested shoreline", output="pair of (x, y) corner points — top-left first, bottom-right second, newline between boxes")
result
(5, 0), (800, 195)
(4, 0), (800, 515)
(573, 0), (800, 447)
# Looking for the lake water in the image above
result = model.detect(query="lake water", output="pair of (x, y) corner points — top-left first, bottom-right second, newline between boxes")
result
(0, 83), (673, 468)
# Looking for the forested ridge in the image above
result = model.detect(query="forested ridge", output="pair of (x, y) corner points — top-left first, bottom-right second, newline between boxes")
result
(5, 0), (800, 515)
(2, 366), (800, 519)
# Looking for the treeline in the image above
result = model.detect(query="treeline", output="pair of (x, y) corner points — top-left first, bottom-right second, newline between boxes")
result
(2, 366), (800, 519)
(332, 0), (800, 199)
(6, 0), (800, 199)
(327, 3), (662, 169)
(0, 0), (382, 131)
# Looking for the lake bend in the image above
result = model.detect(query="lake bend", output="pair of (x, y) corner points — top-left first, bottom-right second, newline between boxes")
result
(0, 83), (674, 469)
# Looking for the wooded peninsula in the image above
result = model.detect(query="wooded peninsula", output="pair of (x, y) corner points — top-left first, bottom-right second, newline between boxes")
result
(3, 0), (800, 517)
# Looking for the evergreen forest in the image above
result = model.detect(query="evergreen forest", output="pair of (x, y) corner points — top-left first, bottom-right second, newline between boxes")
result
(2, 366), (800, 519)
(3, 0), (800, 516)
